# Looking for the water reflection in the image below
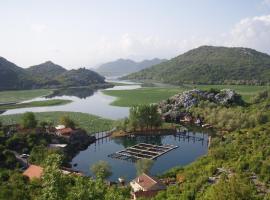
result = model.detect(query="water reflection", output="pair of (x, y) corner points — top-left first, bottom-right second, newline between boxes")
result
(71, 130), (209, 181)
(46, 87), (95, 99)
(1, 83), (141, 119)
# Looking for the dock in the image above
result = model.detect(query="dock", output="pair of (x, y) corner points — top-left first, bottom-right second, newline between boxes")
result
(108, 143), (178, 162)
(174, 132), (205, 142)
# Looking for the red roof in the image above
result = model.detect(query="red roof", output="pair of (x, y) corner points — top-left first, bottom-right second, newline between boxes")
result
(23, 165), (43, 180)
(132, 173), (166, 191)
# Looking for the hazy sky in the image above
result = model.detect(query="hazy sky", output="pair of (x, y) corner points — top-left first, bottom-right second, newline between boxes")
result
(0, 0), (270, 69)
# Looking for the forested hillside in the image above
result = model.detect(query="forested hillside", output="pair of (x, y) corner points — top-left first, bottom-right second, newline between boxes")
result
(124, 46), (270, 85)
(0, 58), (106, 90)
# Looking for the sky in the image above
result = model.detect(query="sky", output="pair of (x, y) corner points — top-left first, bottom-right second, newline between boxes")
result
(0, 0), (270, 69)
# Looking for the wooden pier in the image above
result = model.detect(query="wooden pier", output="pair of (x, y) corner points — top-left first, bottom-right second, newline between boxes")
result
(174, 132), (205, 142)
(108, 143), (178, 162)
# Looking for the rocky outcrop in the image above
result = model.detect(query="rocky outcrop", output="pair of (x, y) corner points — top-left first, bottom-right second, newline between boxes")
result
(158, 89), (243, 121)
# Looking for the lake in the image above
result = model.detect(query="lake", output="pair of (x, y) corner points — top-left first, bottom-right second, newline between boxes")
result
(71, 129), (209, 181)
(1, 81), (141, 120)
(1, 80), (210, 181)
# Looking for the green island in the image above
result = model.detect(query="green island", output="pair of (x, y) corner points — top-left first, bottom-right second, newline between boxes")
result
(0, 89), (53, 104)
(103, 84), (269, 107)
(0, 99), (72, 110)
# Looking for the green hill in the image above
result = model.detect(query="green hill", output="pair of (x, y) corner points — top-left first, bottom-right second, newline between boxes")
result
(56, 68), (105, 87)
(0, 57), (106, 90)
(123, 46), (270, 85)
(0, 57), (34, 90)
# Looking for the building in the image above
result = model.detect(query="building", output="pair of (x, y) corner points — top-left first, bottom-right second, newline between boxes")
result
(56, 127), (74, 136)
(130, 173), (166, 199)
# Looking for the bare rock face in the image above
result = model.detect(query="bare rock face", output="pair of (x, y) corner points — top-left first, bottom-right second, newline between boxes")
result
(158, 89), (243, 121)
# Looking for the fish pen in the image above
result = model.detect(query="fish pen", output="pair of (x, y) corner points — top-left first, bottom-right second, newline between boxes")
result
(108, 143), (178, 162)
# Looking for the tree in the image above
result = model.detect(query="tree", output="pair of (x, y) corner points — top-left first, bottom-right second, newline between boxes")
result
(203, 175), (256, 200)
(59, 116), (75, 129)
(90, 160), (112, 180)
(135, 159), (154, 175)
(39, 154), (65, 200)
(129, 104), (162, 131)
(21, 112), (37, 129)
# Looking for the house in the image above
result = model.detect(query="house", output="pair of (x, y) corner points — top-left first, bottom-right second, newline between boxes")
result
(48, 144), (67, 149)
(23, 165), (43, 180)
(55, 125), (66, 130)
(130, 173), (166, 199)
(56, 128), (74, 136)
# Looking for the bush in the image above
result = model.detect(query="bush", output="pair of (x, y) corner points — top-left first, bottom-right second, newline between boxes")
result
(21, 112), (37, 129)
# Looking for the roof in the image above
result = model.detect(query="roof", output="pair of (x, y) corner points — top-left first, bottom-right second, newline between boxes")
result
(131, 173), (166, 191)
(55, 125), (65, 130)
(57, 128), (73, 135)
(49, 144), (67, 148)
(23, 165), (43, 180)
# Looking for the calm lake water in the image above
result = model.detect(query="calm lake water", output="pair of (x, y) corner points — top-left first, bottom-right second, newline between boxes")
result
(71, 129), (209, 181)
(1, 81), (140, 120)
(2, 79), (210, 180)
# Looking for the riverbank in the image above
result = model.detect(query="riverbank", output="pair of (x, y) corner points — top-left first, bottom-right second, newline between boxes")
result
(0, 111), (114, 134)
(0, 99), (72, 110)
(0, 89), (53, 104)
(102, 84), (269, 107)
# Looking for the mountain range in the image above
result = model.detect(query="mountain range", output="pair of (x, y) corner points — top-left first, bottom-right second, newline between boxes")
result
(95, 58), (166, 77)
(123, 46), (270, 85)
(0, 58), (105, 90)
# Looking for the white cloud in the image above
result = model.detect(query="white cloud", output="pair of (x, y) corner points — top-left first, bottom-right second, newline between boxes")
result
(31, 24), (47, 33)
(93, 14), (270, 65)
(225, 15), (270, 53)
(91, 34), (215, 64)
(262, 0), (270, 7)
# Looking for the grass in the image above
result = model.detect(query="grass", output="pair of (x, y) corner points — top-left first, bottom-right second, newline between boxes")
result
(103, 87), (185, 107)
(0, 99), (72, 110)
(187, 84), (270, 102)
(0, 89), (53, 104)
(103, 85), (270, 107)
(0, 111), (114, 134)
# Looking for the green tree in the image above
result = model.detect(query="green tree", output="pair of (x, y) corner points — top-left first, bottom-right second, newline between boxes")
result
(21, 112), (37, 129)
(135, 159), (154, 175)
(90, 160), (112, 180)
(203, 175), (256, 200)
(129, 104), (162, 131)
(59, 116), (75, 129)
(39, 154), (65, 200)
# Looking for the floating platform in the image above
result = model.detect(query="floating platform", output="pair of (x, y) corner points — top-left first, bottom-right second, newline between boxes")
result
(108, 143), (178, 162)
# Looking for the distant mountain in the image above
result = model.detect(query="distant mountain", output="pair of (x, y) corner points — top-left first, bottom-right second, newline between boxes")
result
(26, 61), (68, 87)
(0, 57), (106, 90)
(95, 58), (166, 77)
(27, 61), (67, 80)
(124, 46), (270, 85)
(0, 57), (34, 90)
(56, 68), (105, 87)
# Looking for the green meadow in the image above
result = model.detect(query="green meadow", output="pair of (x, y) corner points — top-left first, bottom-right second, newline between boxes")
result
(103, 84), (270, 107)
(0, 89), (53, 104)
(0, 111), (114, 134)
(0, 99), (72, 110)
